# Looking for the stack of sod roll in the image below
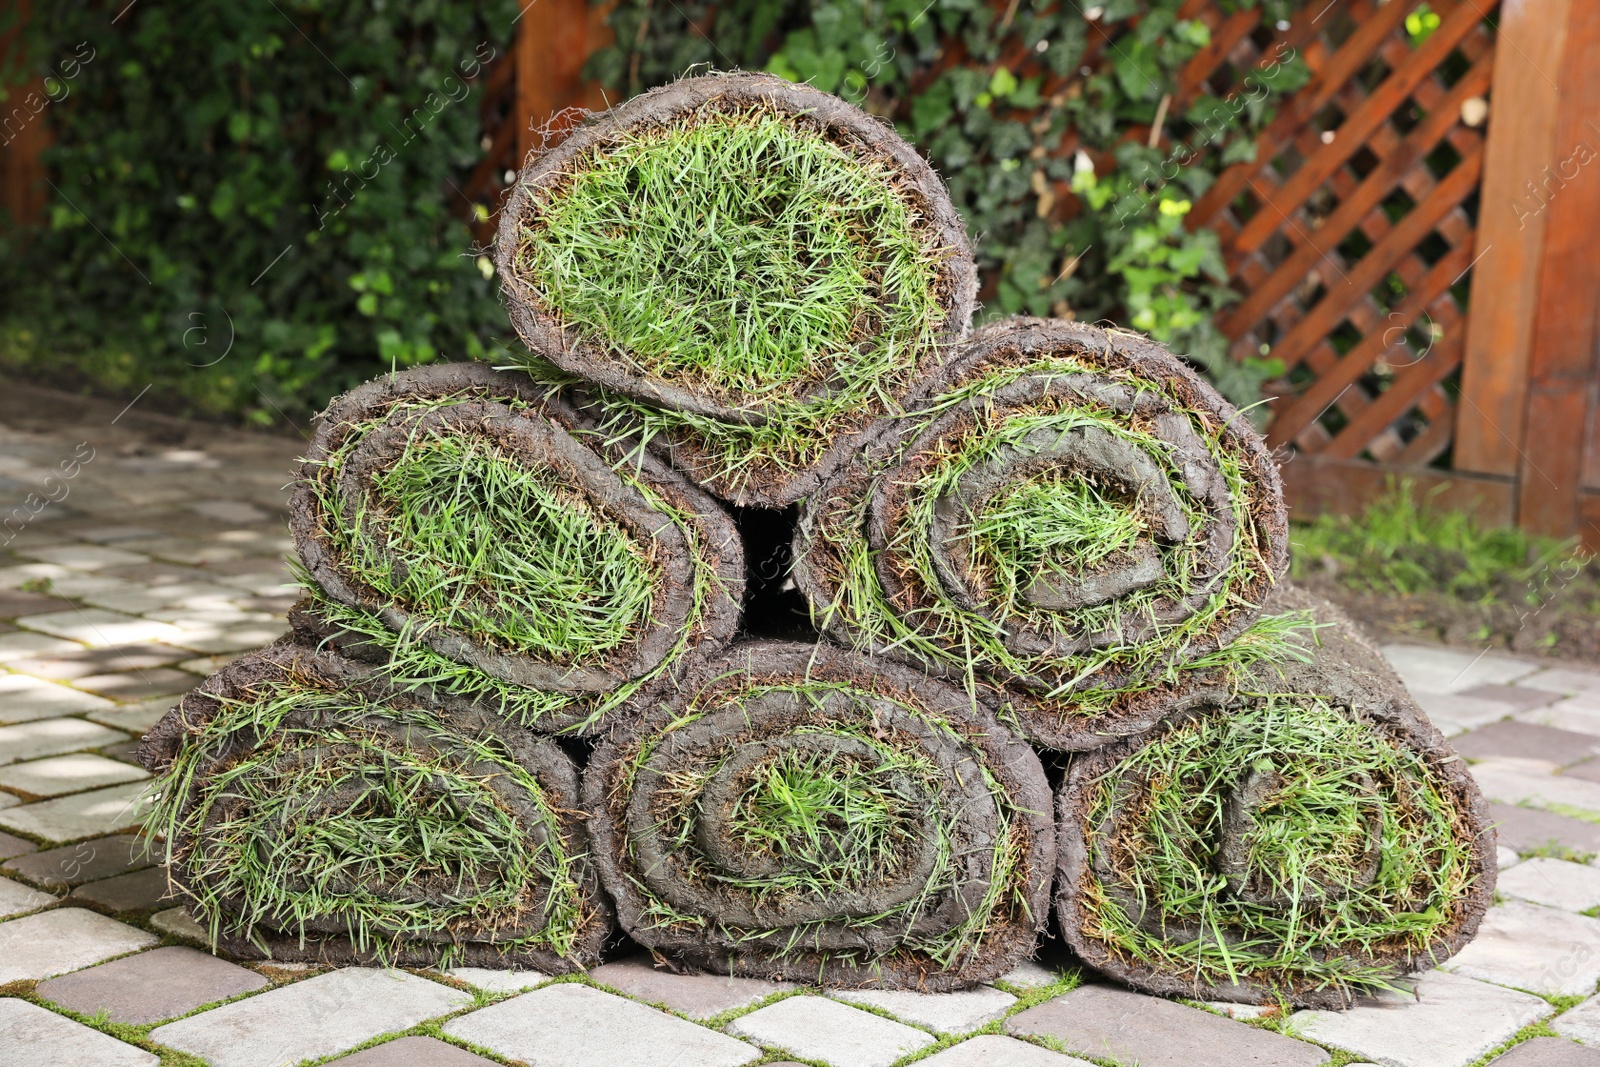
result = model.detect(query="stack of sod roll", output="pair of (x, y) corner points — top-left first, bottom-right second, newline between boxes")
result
(141, 72), (1494, 1004)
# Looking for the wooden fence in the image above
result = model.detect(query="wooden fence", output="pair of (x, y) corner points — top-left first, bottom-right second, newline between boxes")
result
(5, 0), (1598, 545)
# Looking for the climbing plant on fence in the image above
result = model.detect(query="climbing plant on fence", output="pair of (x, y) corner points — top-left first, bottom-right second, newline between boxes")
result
(588, 0), (1310, 407)
(0, 0), (520, 423)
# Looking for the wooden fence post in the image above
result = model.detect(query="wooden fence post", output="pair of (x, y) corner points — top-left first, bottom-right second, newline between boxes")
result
(0, 0), (49, 228)
(513, 0), (613, 165)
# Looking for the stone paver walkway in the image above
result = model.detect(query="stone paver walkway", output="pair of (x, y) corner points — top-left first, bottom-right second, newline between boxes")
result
(3, 380), (1600, 1066)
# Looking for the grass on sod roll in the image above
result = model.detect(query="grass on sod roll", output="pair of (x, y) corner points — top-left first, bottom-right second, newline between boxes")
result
(1082, 697), (1475, 996)
(817, 355), (1302, 709)
(146, 681), (588, 965)
(509, 110), (950, 491)
(619, 682), (1029, 971)
(301, 391), (721, 732)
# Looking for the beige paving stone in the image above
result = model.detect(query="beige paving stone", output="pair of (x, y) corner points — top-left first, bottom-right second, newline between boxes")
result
(0, 717), (127, 765)
(0, 907), (159, 982)
(16, 608), (187, 647)
(918, 1035), (1094, 1067)
(729, 996), (934, 1067)
(0, 998), (157, 1067)
(0, 631), (83, 661)
(87, 697), (178, 734)
(589, 956), (790, 1019)
(832, 986), (1017, 1034)
(0, 752), (148, 797)
(0, 672), (116, 723)
(0, 873), (58, 917)
(1443, 901), (1600, 996)
(0, 780), (149, 843)
(1498, 858), (1600, 911)
(17, 544), (152, 571)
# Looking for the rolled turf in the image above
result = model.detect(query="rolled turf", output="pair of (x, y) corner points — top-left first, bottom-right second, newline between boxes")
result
(494, 71), (977, 507)
(582, 640), (1055, 990)
(793, 317), (1292, 750)
(288, 362), (743, 735)
(1053, 584), (1495, 1008)
(138, 643), (611, 970)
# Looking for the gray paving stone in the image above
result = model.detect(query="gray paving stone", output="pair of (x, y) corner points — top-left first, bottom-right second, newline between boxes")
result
(728, 995), (935, 1067)
(37, 945), (267, 1024)
(1471, 760), (1600, 817)
(0, 631), (83, 661)
(0, 872), (58, 916)
(1523, 669), (1600, 696)
(0, 716), (128, 765)
(163, 619), (287, 655)
(0, 997), (157, 1067)
(995, 959), (1069, 990)
(5, 641), (191, 680)
(1295, 970), (1551, 1067)
(1455, 721), (1600, 767)
(590, 957), (790, 1019)
(832, 986), (1017, 1034)
(0, 752), (148, 798)
(72, 865), (173, 913)
(0, 829), (36, 860)
(86, 698), (177, 735)
(1490, 1038), (1600, 1066)
(1380, 644), (1540, 692)
(1463, 684), (1566, 710)
(1415, 690), (1518, 735)
(446, 982), (760, 1067)
(1499, 846), (1521, 869)
(918, 1035), (1094, 1067)
(1444, 901), (1600, 996)
(149, 905), (208, 943)
(0, 907), (159, 982)
(1554, 991), (1600, 1044)
(16, 609), (186, 647)
(1005, 983), (1327, 1067)
(1518, 700), (1600, 737)
(74, 668), (196, 702)
(150, 967), (472, 1067)
(3, 833), (153, 889)
(0, 780), (148, 842)
(326, 1035), (499, 1066)
(19, 544), (151, 570)
(0, 588), (77, 619)
(441, 966), (550, 994)
(1498, 858), (1600, 911)
(0, 672), (116, 724)
(1489, 802), (1600, 858)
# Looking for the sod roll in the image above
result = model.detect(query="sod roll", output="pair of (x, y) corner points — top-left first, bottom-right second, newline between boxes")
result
(139, 643), (611, 971)
(1053, 585), (1495, 1008)
(289, 362), (743, 735)
(495, 71), (977, 507)
(793, 317), (1291, 750)
(583, 640), (1054, 990)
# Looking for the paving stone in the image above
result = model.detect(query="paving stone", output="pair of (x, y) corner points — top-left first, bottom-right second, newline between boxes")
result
(15, 608), (186, 647)
(1499, 846), (1521, 869)
(1471, 760), (1600, 817)
(1443, 901), (1600, 996)
(37, 944), (267, 1024)
(1380, 644), (1540, 692)
(1519, 699), (1600, 738)
(728, 995), (935, 1067)
(440, 966), (550, 995)
(76, 525), (163, 544)
(1454, 721), (1600, 767)
(1415, 690), (1518, 735)
(1489, 802), (1600, 858)
(0, 631), (84, 661)
(0, 588), (76, 618)
(72, 865), (173, 913)
(1523, 670), (1600, 696)
(1553, 992), (1600, 1044)
(4, 641), (192, 680)
(1490, 1037), (1600, 1065)
(0, 872), (58, 916)
(1005, 983), (1327, 1067)
(0, 780), (148, 842)
(447, 982), (760, 1067)
(0, 829), (36, 860)
(0, 907), (159, 982)
(590, 957), (790, 1019)
(0, 792), (16, 809)
(0, 672), (116, 724)
(18, 544), (152, 570)
(0, 753), (148, 797)
(1498, 857), (1600, 911)
(150, 967), (473, 1067)
(832, 986), (1017, 1034)
(995, 959), (1069, 990)
(918, 1035), (1093, 1067)
(101, 739), (143, 765)
(1463, 684), (1567, 710)
(1294, 970), (1551, 1067)
(325, 1035), (499, 1066)
(0, 716), (128, 765)
(0, 997), (157, 1067)
(73, 668), (197, 702)
(3, 834), (152, 889)
(187, 500), (272, 525)
(0, 562), (71, 589)
(149, 905), (208, 943)
(165, 620), (288, 655)
(86, 698), (177, 735)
